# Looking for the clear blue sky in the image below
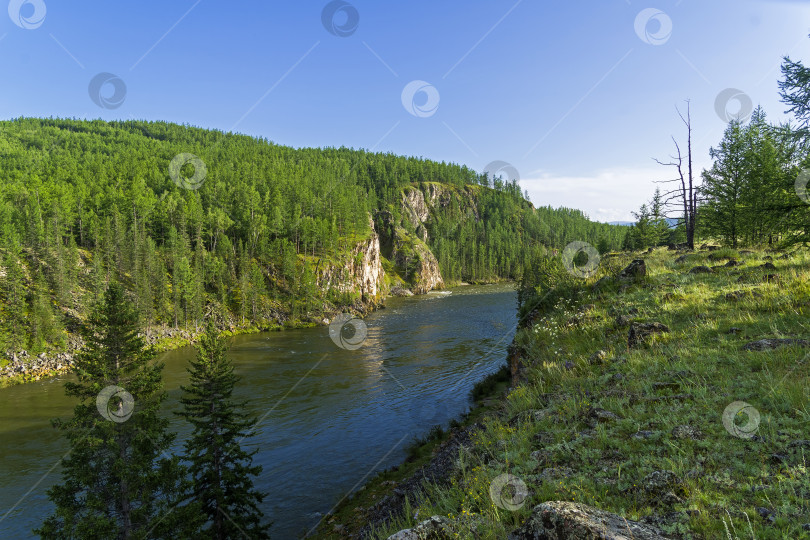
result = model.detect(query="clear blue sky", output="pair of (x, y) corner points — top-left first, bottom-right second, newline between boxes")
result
(2, 0), (809, 221)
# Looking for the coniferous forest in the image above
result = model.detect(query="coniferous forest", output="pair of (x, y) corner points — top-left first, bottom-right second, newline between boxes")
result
(0, 117), (626, 358)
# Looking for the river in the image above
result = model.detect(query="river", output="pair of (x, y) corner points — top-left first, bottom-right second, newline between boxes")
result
(0, 283), (517, 538)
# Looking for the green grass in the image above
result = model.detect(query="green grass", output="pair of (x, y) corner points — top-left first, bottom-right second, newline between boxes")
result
(347, 247), (810, 539)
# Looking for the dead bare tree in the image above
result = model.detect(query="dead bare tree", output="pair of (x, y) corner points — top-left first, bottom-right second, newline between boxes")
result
(654, 100), (699, 250)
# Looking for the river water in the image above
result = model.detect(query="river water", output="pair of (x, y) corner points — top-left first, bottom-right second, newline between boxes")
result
(0, 283), (517, 538)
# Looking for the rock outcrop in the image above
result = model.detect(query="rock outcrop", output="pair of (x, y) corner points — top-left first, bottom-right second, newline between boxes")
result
(317, 216), (386, 304)
(628, 322), (670, 348)
(508, 501), (670, 539)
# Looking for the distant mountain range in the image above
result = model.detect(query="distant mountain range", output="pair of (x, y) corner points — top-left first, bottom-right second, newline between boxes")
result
(607, 218), (680, 227)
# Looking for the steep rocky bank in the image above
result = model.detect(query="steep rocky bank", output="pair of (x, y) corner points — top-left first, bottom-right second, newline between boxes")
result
(1, 182), (521, 386)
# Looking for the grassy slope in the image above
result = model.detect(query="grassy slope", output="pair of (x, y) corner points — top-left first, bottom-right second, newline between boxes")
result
(331, 247), (809, 539)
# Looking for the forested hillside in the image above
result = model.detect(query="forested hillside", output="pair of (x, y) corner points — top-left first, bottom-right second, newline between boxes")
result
(0, 118), (626, 364)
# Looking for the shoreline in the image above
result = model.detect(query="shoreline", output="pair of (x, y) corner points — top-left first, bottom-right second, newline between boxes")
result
(0, 281), (515, 389)
(310, 361), (513, 538)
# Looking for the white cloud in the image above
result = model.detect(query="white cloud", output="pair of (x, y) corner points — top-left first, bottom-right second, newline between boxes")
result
(520, 166), (691, 223)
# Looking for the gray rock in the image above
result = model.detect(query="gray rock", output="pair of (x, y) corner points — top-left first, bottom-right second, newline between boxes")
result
(387, 516), (454, 540)
(508, 501), (669, 539)
(642, 470), (681, 494)
(390, 286), (414, 297)
(589, 350), (608, 365)
(619, 260), (646, 280)
(671, 425), (703, 440)
(628, 322), (669, 348)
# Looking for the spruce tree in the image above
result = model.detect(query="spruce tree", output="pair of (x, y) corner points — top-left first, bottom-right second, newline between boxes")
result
(36, 282), (200, 539)
(177, 317), (270, 539)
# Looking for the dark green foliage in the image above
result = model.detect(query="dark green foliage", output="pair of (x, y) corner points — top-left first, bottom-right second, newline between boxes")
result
(36, 282), (199, 539)
(701, 109), (801, 247)
(177, 318), (270, 539)
(0, 118), (625, 351)
(1, 242), (27, 352)
(624, 189), (671, 250)
(469, 364), (510, 402)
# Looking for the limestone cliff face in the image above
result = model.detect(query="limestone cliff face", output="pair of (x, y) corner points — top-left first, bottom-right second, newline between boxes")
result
(389, 228), (444, 294)
(317, 216), (386, 305)
(401, 183), (480, 240)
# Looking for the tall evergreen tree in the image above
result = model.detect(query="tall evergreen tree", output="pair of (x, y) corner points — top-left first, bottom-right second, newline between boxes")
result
(2, 242), (27, 352)
(177, 318), (270, 539)
(36, 282), (199, 539)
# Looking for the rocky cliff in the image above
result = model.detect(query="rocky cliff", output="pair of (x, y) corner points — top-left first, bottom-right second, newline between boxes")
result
(317, 216), (386, 306)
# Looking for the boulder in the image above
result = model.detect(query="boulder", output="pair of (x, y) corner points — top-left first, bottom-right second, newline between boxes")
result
(671, 425), (703, 440)
(390, 286), (414, 297)
(628, 322), (670, 348)
(759, 262), (777, 271)
(619, 260), (646, 280)
(642, 471), (681, 495)
(387, 516), (454, 540)
(589, 350), (608, 365)
(508, 501), (669, 539)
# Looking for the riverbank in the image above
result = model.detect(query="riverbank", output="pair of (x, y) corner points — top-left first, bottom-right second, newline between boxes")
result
(0, 282), (518, 539)
(315, 246), (810, 539)
(310, 365), (512, 538)
(0, 303), (368, 388)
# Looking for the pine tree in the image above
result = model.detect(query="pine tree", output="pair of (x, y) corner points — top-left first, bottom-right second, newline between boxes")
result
(177, 318), (270, 539)
(36, 282), (200, 539)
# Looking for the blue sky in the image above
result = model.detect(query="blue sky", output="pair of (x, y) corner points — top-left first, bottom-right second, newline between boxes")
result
(2, 0), (809, 221)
